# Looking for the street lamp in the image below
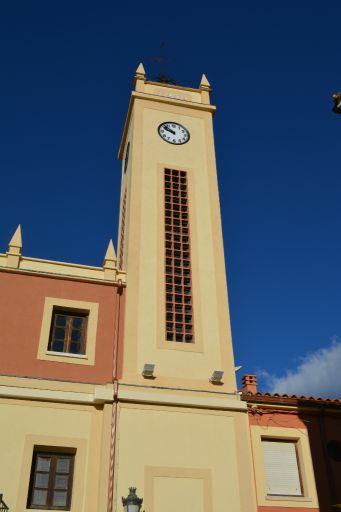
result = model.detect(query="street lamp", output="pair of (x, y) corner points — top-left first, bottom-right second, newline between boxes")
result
(122, 487), (143, 512)
(332, 92), (341, 114)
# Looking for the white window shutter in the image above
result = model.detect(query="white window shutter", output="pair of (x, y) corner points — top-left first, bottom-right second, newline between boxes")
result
(262, 440), (302, 496)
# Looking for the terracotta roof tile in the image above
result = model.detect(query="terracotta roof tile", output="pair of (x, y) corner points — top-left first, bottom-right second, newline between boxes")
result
(242, 390), (341, 406)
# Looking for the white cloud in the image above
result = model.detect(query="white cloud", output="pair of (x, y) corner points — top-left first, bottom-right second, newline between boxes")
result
(260, 337), (341, 399)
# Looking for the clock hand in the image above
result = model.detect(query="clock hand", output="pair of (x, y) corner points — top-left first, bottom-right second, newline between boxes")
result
(164, 125), (176, 135)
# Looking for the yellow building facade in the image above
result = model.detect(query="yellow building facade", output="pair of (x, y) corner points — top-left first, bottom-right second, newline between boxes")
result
(0, 381), (113, 511)
(0, 65), (259, 512)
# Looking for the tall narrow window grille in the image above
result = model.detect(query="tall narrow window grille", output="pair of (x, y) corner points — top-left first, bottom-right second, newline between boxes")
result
(164, 168), (194, 342)
(119, 189), (127, 269)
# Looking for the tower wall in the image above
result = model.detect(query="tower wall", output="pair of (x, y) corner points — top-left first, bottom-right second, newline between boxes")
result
(114, 69), (257, 512)
(119, 82), (236, 393)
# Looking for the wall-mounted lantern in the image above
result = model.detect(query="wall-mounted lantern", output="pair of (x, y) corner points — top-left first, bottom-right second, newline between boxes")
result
(332, 92), (341, 114)
(122, 487), (143, 512)
(0, 494), (9, 511)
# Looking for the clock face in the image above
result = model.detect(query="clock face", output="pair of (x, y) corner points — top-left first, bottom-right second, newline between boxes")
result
(158, 122), (190, 145)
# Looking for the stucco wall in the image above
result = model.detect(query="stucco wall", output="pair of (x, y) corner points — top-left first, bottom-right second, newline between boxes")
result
(114, 403), (257, 512)
(0, 271), (122, 383)
(122, 96), (236, 393)
(0, 398), (111, 512)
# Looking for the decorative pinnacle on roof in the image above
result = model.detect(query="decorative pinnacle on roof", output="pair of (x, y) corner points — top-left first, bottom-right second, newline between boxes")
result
(134, 63), (146, 90)
(104, 239), (116, 262)
(135, 63), (146, 79)
(7, 224), (22, 269)
(102, 239), (117, 279)
(8, 224), (22, 253)
(200, 73), (211, 92)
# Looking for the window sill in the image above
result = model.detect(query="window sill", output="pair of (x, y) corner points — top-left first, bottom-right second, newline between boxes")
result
(266, 495), (312, 502)
(46, 351), (88, 360)
(25, 509), (72, 512)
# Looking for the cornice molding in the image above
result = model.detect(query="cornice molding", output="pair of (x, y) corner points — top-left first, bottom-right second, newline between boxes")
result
(0, 253), (126, 285)
(0, 384), (114, 405)
(118, 387), (247, 411)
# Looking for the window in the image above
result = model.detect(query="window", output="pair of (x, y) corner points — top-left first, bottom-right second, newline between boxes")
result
(28, 450), (75, 510)
(48, 309), (88, 355)
(262, 439), (303, 496)
(164, 168), (194, 343)
(38, 298), (98, 365)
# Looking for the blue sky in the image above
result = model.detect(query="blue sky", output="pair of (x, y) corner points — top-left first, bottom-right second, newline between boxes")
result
(1, 1), (341, 397)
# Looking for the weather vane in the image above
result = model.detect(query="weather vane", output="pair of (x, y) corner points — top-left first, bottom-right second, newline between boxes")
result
(332, 92), (341, 114)
(151, 42), (176, 84)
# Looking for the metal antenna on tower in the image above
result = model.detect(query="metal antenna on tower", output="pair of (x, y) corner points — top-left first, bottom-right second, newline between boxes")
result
(151, 42), (176, 84)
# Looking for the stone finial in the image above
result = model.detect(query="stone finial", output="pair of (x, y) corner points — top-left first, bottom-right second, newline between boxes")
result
(134, 63), (146, 91)
(8, 224), (22, 252)
(200, 73), (211, 91)
(242, 374), (258, 394)
(135, 62), (146, 78)
(200, 74), (211, 105)
(6, 224), (22, 268)
(103, 239), (117, 280)
(103, 239), (116, 265)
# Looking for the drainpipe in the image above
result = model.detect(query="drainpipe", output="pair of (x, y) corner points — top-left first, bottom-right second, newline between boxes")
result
(107, 283), (123, 512)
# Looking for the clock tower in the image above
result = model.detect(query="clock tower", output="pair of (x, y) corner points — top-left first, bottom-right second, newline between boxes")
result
(113, 64), (257, 512)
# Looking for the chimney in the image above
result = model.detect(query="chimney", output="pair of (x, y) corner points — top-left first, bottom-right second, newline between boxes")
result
(242, 374), (257, 394)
